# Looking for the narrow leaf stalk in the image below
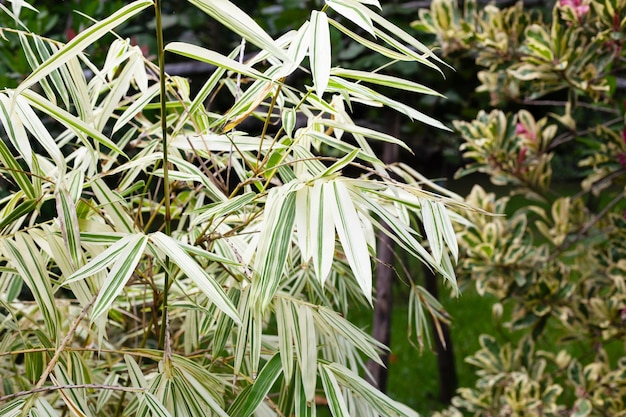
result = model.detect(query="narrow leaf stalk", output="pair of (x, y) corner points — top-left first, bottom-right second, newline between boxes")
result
(154, 0), (172, 351)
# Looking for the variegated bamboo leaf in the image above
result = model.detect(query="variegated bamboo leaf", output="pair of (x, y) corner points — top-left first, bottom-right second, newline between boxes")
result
(319, 364), (350, 417)
(326, 0), (375, 37)
(2, 233), (59, 338)
(327, 180), (372, 303)
(309, 11), (331, 97)
(15, 0), (152, 96)
(149, 232), (241, 323)
(310, 181), (335, 285)
(251, 185), (297, 310)
(189, 0), (291, 62)
(55, 183), (82, 269)
(227, 353), (283, 417)
(90, 234), (148, 321)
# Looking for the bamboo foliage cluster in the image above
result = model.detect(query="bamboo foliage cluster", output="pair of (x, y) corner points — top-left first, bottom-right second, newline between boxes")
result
(0, 0), (464, 415)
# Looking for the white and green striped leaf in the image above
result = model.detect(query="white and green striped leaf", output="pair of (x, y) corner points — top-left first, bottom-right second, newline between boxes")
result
(251, 185), (297, 310)
(64, 233), (142, 285)
(21, 89), (126, 156)
(326, 0), (375, 37)
(2, 233), (59, 338)
(189, 0), (290, 62)
(310, 181), (335, 285)
(91, 234), (148, 321)
(327, 180), (372, 302)
(165, 42), (270, 81)
(55, 183), (82, 269)
(319, 364), (350, 417)
(309, 11), (331, 97)
(15, 0), (152, 96)
(227, 353), (283, 417)
(331, 68), (444, 96)
(149, 232), (241, 323)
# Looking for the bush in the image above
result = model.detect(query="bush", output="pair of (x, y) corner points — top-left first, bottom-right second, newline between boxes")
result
(414, 0), (626, 415)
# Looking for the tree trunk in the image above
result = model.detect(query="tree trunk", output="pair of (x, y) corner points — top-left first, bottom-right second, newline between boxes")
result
(423, 264), (458, 403)
(366, 116), (400, 392)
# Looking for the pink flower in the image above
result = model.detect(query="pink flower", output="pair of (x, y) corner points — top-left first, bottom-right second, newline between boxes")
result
(560, 0), (590, 19)
(516, 123), (536, 141)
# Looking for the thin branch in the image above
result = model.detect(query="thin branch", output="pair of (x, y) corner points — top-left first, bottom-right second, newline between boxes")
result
(0, 384), (144, 403)
(33, 294), (97, 390)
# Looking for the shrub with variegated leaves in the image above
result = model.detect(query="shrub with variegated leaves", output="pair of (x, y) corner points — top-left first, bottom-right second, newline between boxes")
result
(414, 0), (626, 415)
(0, 0), (467, 416)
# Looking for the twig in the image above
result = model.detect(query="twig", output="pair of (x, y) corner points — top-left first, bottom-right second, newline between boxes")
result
(0, 384), (144, 403)
(34, 294), (97, 390)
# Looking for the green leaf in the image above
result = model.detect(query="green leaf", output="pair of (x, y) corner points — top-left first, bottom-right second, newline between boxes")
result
(310, 11), (331, 97)
(15, 0), (152, 96)
(149, 232), (241, 323)
(227, 353), (283, 417)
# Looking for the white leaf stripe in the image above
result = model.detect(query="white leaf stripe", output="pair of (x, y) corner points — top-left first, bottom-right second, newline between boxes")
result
(113, 83), (160, 133)
(328, 18), (412, 62)
(326, 362), (420, 417)
(313, 119), (412, 153)
(0, 93), (32, 168)
(317, 307), (384, 364)
(421, 198), (442, 264)
(149, 232), (241, 323)
(328, 180), (372, 303)
(91, 234), (148, 321)
(91, 178), (135, 233)
(310, 11), (331, 97)
(328, 77), (451, 131)
(297, 304), (317, 402)
(55, 185), (82, 269)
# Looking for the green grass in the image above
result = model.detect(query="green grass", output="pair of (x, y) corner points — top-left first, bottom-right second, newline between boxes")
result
(347, 279), (501, 416)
